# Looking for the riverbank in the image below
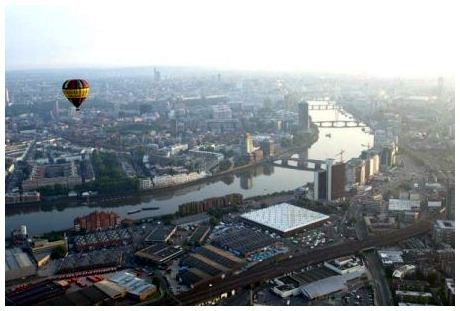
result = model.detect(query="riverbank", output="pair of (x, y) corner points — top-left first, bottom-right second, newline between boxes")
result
(7, 125), (320, 210)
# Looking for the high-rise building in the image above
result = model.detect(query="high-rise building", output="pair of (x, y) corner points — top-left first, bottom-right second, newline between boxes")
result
(314, 169), (328, 201)
(298, 102), (309, 130)
(261, 139), (275, 159)
(446, 185), (455, 220)
(53, 100), (60, 120)
(5, 87), (9, 105)
(242, 133), (254, 154)
(154, 67), (161, 82)
(331, 162), (346, 200)
(314, 159), (345, 201)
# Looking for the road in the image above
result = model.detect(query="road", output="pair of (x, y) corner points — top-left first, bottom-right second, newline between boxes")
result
(363, 251), (394, 306)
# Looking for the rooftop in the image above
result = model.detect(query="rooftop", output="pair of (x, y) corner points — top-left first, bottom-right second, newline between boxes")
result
(6, 248), (34, 272)
(388, 199), (420, 211)
(435, 220), (455, 230)
(109, 272), (156, 297)
(240, 203), (329, 233)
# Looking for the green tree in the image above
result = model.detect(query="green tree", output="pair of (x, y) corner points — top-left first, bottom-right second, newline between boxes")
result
(51, 246), (67, 259)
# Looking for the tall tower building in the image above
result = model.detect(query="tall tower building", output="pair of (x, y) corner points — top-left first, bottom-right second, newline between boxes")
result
(154, 67), (161, 82)
(53, 100), (60, 120)
(243, 133), (254, 154)
(314, 159), (345, 201)
(314, 169), (328, 201)
(298, 102), (309, 130)
(5, 88), (9, 105)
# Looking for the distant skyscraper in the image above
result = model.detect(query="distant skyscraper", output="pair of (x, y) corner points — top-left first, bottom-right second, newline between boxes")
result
(53, 100), (59, 120)
(5, 88), (9, 105)
(154, 67), (161, 82)
(298, 102), (309, 130)
(437, 76), (444, 98)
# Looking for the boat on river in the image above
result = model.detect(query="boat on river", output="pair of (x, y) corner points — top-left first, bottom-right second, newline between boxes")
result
(142, 207), (160, 211)
(127, 209), (142, 215)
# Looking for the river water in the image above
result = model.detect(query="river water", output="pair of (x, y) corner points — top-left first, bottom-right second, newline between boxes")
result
(6, 110), (374, 235)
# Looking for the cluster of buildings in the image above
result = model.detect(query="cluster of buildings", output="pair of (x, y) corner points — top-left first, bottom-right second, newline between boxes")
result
(270, 255), (367, 301)
(241, 133), (275, 162)
(6, 191), (41, 204)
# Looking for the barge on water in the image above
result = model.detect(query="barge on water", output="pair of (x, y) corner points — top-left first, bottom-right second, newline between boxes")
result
(127, 209), (142, 215)
(142, 207), (160, 211)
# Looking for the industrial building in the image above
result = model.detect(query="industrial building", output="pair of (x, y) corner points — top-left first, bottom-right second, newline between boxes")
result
(73, 228), (131, 251)
(108, 272), (157, 301)
(135, 243), (184, 265)
(6, 248), (37, 282)
(172, 213), (210, 227)
(177, 244), (245, 287)
(211, 227), (275, 256)
(240, 203), (330, 237)
(57, 250), (123, 274)
(189, 225), (211, 245)
(300, 271), (366, 301)
(144, 225), (176, 243)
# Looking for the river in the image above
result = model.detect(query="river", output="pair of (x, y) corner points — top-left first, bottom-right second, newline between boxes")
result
(5, 109), (374, 236)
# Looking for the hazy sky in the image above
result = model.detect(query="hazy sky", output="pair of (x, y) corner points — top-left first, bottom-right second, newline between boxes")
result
(5, 0), (456, 77)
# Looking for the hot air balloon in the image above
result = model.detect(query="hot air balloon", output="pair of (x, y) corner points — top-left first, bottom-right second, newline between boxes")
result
(62, 79), (90, 111)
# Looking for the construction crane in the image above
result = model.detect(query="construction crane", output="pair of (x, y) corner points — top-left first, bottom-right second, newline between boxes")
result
(336, 149), (345, 163)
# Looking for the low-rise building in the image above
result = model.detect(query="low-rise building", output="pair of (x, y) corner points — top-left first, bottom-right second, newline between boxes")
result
(6, 248), (37, 282)
(445, 278), (455, 306)
(139, 177), (154, 191)
(324, 256), (365, 275)
(108, 272), (157, 301)
(433, 220), (455, 247)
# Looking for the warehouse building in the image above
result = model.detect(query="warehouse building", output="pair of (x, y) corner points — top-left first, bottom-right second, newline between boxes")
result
(6, 248), (37, 282)
(240, 203), (329, 237)
(135, 243), (184, 265)
(108, 271), (157, 301)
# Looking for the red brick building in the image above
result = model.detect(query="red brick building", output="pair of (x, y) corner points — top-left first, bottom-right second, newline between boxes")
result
(74, 211), (121, 232)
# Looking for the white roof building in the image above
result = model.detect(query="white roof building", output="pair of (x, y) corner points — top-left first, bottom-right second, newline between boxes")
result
(388, 199), (420, 211)
(109, 272), (157, 300)
(378, 250), (404, 265)
(300, 271), (365, 300)
(240, 203), (329, 234)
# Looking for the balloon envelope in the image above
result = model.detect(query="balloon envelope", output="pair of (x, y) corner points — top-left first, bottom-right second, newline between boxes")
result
(62, 79), (90, 111)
